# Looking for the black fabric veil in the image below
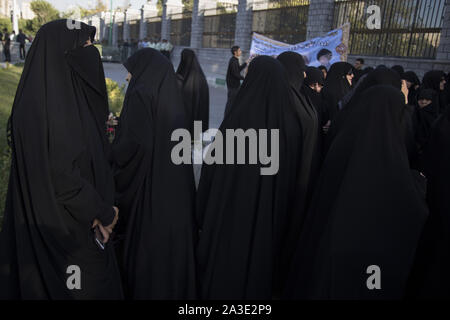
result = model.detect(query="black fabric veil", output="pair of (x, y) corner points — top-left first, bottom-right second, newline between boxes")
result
(276, 52), (320, 285)
(325, 68), (402, 152)
(0, 20), (122, 299)
(176, 48), (210, 136)
(196, 56), (303, 299)
(284, 86), (428, 299)
(422, 70), (448, 115)
(303, 66), (326, 127)
(321, 62), (353, 122)
(112, 48), (196, 299)
(408, 106), (450, 298)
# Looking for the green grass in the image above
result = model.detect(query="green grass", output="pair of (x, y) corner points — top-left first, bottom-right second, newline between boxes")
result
(0, 65), (125, 228)
(0, 65), (23, 226)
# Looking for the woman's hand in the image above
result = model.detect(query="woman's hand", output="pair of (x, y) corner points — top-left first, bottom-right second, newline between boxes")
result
(104, 206), (119, 234)
(92, 219), (110, 244)
(401, 80), (409, 105)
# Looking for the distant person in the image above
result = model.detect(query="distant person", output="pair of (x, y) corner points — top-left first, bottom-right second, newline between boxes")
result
(10, 30), (16, 42)
(160, 39), (173, 60)
(176, 48), (210, 137)
(318, 65), (327, 79)
(16, 29), (27, 60)
(121, 39), (130, 62)
(2, 28), (11, 64)
(224, 45), (248, 116)
(352, 58), (365, 85)
(317, 48), (332, 69)
(391, 65), (405, 78)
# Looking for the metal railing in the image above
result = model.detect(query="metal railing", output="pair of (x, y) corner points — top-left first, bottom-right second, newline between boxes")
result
(202, 4), (238, 48)
(147, 16), (162, 41)
(333, 0), (446, 58)
(169, 12), (192, 46)
(252, 0), (310, 44)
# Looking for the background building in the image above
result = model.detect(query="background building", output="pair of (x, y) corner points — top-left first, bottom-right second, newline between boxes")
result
(84, 0), (450, 82)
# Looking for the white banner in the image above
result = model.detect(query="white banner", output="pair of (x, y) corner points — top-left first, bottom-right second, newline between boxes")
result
(249, 24), (350, 70)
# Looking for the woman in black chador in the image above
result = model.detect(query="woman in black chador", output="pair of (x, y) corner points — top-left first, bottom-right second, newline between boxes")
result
(195, 56), (304, 300)
(284, 86), (428, 300)
(0, 20), (123, 299)
(407, 100), (450, 299)
(176, 48), (209, 138)
(112, 48), (196, 299)
(421, 70), (448, 115)
(321, 61), (353, 123)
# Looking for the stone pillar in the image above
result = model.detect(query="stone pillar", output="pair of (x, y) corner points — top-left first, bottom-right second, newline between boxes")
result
(139, 5), (147, 40)
(99, 13), (105, 42)
(112, 12), (118, 46)
(123, 9), (130, 42)
(306, 0), (335, 40)
(190, 0), (204, 48)
(91, 15), (101, 41)
(437, 0), (450, 61)
(161, 1), (169, 40)
(161, 0), (183, 41)
(234, 0), (253, 52)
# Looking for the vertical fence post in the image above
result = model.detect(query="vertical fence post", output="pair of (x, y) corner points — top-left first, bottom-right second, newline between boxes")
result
(437, 0), (450, 60)
(306, 0), (335, 40)
(235, 0), (254, 53)
(190, 0), (205, 48)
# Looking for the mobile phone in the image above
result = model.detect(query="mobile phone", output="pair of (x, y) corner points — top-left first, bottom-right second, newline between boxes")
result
(93, 225), (105, 250)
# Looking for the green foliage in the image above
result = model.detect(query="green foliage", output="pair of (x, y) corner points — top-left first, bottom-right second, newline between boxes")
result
(0, 65), (23, 226)
(106, 78), (125, 116)
(79, 0), (108, 18)
(19, 19), (37, 36)
(0, 17), (12, 33)
(30, 0), (60, 30)
(0, 150), (10, 227)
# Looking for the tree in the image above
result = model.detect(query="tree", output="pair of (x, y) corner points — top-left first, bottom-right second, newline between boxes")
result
(79, 0), (108, 18)
(30, 0), (60, 26)
(0, 17), (12, 32)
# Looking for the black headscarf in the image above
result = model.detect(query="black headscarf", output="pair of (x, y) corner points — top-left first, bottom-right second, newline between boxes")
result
(422, 70), (448, 115)
(112, 48), (196, 299)
(407, 105), (450, 298)
(196, 56), (303, 299)
(391, 65), (405, 78)
(321, 62), (353, 122)
(284, 86), (428, 299)
(412, 88), (440, 163)
(0, 20), (123, 299)
(325, 68), (402, 154)
(403, 71), (421, 106)
(303, 66), (327, 126)
(176, 48), (210, 137)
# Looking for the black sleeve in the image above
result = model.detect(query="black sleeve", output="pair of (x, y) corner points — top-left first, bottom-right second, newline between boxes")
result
(231, 59), (245, 81)
(239, 62), (247, 72)
(97, 207), (116, 226)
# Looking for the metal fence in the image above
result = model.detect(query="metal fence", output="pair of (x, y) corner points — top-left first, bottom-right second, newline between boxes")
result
(117, 22), (123, 42)
(147, 16), (162, 41)
(129, 20), (140, 40)
(170, 12), (192, 46)
(333, 0), (446, 58)
(202, 4), (238, 48)
(252, 0), (310, 44)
